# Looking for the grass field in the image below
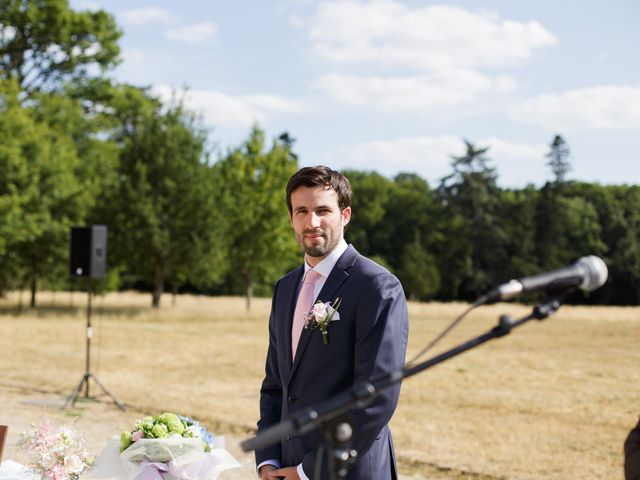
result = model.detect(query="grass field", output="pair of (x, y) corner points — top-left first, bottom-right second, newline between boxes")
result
(0, 291), (638, 479)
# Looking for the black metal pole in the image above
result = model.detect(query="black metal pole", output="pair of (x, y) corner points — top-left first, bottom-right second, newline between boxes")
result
(62, 278), (126, 411)
(84, 279), (92, 398)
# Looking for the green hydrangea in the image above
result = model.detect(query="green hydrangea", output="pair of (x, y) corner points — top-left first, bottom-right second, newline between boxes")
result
(120, 412), (213, 454)
(150, 423), (169, 439)
(120, 431), (133, 452)
(157, 413), (186, 435)
(136, 416), (154, 433)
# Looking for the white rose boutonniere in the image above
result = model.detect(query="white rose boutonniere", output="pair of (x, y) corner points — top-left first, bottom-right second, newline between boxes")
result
(304, 297), (342, 345)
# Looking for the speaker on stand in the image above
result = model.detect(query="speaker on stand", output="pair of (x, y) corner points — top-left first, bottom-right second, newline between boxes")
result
(63, 225), (125, 411)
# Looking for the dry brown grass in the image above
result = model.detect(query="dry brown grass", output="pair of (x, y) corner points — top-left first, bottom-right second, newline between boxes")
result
(1, 291), (638, 479)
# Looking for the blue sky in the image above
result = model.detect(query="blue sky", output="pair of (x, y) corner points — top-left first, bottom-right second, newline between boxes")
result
(74, 0), (639, 188)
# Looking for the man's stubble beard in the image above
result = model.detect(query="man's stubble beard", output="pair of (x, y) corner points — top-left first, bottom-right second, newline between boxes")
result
(301, 232), (340, 258)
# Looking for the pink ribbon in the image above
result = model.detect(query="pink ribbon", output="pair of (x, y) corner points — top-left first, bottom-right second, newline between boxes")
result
(133, 454), (224, 480)
(134, 460), (170, 480)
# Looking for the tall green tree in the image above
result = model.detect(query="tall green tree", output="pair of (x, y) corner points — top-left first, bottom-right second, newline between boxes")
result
(0, 79), (91, 305)
(104, 87), (222, 307)
(536, 136), (574, 271)
(213, 126), (299, 309)
(0, 0), (121, 94)
(547, 134), (571, 184)
(438, 140), (508, 299)
(0, 79), (33, 293)
(341, 170), (393, 257)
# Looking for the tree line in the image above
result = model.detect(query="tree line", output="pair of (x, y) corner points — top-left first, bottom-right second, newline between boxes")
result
(1, 1), (638, 307)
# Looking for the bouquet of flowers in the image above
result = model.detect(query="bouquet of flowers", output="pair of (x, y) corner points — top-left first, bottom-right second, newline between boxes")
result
(119, 413), (214, 462)
(90, 412), (239, 480)
(19, 416), (94, 480)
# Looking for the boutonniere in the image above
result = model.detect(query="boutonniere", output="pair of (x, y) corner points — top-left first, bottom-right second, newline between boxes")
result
(304, 297), (342, 345)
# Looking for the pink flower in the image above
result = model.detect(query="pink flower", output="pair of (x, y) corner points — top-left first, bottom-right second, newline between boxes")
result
(20, 416), (93, 480)
(50, 464), (69, 480)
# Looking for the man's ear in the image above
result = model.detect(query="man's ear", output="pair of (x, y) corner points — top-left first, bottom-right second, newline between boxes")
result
(342, 207), (351, 226)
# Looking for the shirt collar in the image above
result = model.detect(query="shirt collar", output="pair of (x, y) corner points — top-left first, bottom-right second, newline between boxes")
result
(304, 239), (348, 279)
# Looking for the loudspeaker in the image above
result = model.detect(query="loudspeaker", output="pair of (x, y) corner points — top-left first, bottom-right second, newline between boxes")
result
(70, 225), (107, 278)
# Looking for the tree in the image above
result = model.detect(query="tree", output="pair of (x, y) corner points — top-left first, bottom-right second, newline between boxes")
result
(213, 126), (299, 309)
(0, 0), (121, 94)
(397, 232), (440, 300)
(535, 136), (572, 272)
(498, 187), (540, 280)
(104, 87), (222, 307)
(438, 140), (508, 299)
(546, 135), (571, 184)
(381, 173), (435, 269)
(0, 79), (92, 305)
(341, 170), (393, 258)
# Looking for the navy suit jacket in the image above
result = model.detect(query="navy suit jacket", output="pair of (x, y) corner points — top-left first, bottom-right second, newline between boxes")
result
(256, 245), (409, 479)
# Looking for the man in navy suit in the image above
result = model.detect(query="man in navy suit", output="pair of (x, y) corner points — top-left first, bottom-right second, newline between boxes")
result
(256, 166), (409, 479)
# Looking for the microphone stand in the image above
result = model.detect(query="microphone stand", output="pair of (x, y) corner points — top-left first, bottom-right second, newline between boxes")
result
(242, 294), (566, 479)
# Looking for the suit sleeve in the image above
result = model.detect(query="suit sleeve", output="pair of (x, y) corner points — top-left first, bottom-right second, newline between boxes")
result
(625, 419), (640, 480)
(301, 270), (409, 474)
(255, 281), (284, 466)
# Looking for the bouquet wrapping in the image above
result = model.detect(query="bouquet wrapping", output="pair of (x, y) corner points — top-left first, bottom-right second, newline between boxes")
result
(88, 413), (239, 480)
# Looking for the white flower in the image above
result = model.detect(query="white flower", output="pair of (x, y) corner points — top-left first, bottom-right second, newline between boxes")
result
(41, 453), (57, 469)
(311, 302), (328, 321)
(65, 454), (85, 474)
(185, 425), (202, 438)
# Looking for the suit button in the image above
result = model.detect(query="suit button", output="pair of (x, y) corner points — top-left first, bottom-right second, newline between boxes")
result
(288, 395), (296, 403)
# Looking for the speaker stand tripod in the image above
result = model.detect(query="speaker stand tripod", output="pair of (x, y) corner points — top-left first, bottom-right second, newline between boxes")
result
(62, 280), (126, 411)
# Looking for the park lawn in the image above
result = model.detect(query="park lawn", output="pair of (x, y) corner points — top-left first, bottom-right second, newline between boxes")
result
(0, 291), (638, 479)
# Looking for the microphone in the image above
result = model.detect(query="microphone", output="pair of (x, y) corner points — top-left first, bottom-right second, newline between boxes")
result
(481, 255), (608, 303)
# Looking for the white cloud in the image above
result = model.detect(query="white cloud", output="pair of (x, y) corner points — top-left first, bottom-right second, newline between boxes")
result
(164, 22), (218, 45)
(122, 48), (145, 64)
(337, 135), (464, 180)
(120, 7), (174, 26)
(480, 137), (547, 162)
(336, 135), (547, 187)
(510, 85), (640, 131)
(478, 136), (548, 186)
(150, 85), (305, 128)
(304, 1), (557, 70)
(239, 94), (307, 113)
(78, 2), (101, 11)
(120, 8), (218, 45)
(311, 70), (516, 111)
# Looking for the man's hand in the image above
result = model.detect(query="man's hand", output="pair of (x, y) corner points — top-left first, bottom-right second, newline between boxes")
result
(258, 464), (277, 479)
(266, 466), (301, 479)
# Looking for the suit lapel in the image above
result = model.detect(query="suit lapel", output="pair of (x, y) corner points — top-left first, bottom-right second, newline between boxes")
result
(288, 246), (358, 382)
(281, 266), (304, 379)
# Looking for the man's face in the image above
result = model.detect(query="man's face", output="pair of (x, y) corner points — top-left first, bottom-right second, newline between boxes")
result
(290, 185), (351, 266)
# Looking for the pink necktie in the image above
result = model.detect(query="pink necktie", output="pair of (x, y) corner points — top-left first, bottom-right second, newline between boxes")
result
(292, 269), (321, 360)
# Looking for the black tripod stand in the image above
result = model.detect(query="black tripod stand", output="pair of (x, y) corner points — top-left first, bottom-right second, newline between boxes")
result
(62, 280), (126, 411)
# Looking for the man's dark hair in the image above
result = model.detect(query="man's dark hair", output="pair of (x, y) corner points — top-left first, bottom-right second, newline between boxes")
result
(286, 166), (352, 214)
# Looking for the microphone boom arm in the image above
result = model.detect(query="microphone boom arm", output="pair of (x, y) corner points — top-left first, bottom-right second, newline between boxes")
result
(241, 295), (566, 454)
